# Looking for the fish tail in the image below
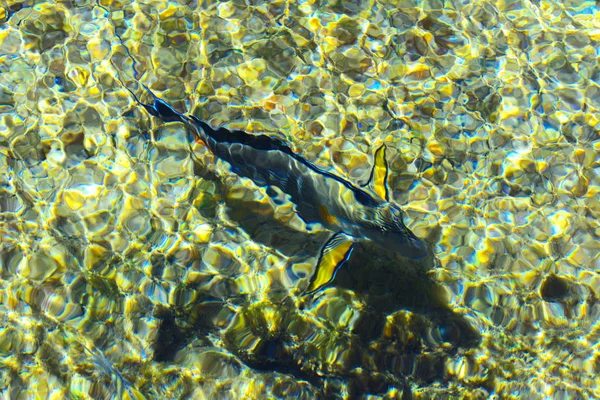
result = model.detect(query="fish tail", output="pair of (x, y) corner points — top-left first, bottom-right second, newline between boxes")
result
(137, 84), (188, 124)
(134, 86), (213, 150)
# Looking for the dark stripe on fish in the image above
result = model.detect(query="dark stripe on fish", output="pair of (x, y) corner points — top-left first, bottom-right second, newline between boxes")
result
(188, 115), (379, 209)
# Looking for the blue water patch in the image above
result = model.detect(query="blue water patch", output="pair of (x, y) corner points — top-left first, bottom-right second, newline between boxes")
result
(570, 5), (598, 15)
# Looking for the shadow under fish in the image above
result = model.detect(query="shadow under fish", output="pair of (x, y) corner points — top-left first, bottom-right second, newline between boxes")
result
(139, 86), (431, 295)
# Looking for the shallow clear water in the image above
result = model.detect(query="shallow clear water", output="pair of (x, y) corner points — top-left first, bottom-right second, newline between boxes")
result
(0, 0), (599, 398)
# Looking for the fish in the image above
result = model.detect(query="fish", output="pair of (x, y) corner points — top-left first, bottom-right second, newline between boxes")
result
(139, 87), (430, 294)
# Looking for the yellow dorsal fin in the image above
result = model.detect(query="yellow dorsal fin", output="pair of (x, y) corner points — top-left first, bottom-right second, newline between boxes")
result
(368, 144), (389, 201)
(305, 233), (355, 295)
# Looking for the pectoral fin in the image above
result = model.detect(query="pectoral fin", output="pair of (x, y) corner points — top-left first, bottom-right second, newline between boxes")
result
(364, 144), (390, 201)
(305, 232), (355, 295)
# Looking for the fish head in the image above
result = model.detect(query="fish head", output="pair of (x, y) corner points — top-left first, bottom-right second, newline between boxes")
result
(365, 202), (430, 260)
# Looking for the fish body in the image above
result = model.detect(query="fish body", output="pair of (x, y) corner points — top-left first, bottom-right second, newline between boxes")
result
(142, 92), (429, 293)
